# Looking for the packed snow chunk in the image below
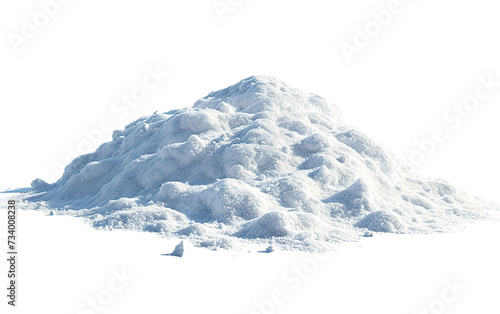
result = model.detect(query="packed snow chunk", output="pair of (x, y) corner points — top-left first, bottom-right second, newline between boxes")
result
(363, 231), (374, 237)
(203, 179), (270, 223)
(265, 246), (274, 253)
(355, 211), (407, 233)
(169, 241), (184, 257)
(31, 178), (52, 192)
(325, 178), (373, 216)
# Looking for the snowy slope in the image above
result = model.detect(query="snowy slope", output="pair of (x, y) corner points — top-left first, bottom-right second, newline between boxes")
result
(2, 207), (500, 314)
(25, 76), (496, 250)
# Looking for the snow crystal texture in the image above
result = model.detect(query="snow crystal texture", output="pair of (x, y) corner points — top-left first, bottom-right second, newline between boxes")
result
(26, 76), (496, 251)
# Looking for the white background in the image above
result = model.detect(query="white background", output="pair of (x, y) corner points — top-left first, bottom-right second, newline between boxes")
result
(1, 0), (499, 203)
(1, 2), (500, 314)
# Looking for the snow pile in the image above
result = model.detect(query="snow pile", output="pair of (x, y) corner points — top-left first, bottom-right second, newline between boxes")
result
(26, 76), (496, 251)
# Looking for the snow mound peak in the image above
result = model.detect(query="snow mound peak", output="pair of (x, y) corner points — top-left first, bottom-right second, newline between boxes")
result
(194, 76), (344, 122)
(26, 76), (495, 251)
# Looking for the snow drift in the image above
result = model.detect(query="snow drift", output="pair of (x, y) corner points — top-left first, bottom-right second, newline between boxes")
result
(26, 76), (495, 250)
